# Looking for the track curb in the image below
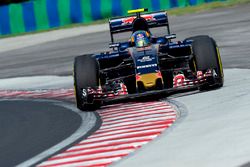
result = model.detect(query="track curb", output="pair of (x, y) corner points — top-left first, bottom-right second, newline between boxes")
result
(0, 89), (178, 167)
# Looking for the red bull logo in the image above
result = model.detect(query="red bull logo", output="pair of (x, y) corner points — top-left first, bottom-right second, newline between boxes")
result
(122, 15), (155, 25)
(122, 17), (136, 24)
(143, 15), (155, 21)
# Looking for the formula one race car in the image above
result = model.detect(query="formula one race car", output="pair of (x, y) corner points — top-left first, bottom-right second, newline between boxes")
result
(74, 8), (224, 111)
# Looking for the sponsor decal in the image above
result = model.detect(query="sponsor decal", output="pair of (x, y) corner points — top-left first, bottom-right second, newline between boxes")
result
(142, 15), (155, 21)
(82, 89), (87, 97)
(136, 46), (151, 51)
(213, 69), (218, 77)
(173, 74), (185, 87)
(138, 56), (155, 63)
(122, 17), (135, 24)
(137, 64), (157, 69)
(197, 71), (203, 79)
(169, 43), (190, 49)
(122, 15), (155, 25)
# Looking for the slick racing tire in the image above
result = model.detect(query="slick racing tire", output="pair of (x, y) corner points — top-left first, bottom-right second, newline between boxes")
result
(162, 71), (173, 89)
(74, 54), (101, 111)
(124, 77), (137, 94)
(187, 35), (224, 90)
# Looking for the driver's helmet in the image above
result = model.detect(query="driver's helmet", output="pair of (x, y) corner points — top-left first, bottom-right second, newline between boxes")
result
(131, 30), (151, 47)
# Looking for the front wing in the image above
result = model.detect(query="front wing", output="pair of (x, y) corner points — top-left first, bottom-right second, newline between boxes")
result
(83, 69), (219, 105)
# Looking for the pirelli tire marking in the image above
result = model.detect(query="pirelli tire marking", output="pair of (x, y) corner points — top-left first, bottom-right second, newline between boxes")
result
(0, 89), (178, 167)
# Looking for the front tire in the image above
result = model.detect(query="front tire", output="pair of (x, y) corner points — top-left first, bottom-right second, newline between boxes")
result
(162, 71), (173, 89)
(124, 77), (137, 94)
(187, 35), (224, 90)
(74, 54), (101, 111)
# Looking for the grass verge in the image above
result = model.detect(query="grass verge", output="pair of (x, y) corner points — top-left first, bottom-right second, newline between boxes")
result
(168, 0), (250, 15)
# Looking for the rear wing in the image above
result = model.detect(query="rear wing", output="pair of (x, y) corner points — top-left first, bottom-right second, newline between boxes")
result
(109, 9), (170, 43)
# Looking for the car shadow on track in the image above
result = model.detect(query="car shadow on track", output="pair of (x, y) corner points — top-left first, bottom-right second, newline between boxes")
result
(104, 86), (223, 106)
(241, 162), (250, 167)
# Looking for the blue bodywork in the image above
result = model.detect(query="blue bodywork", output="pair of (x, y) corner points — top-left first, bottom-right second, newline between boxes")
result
(94, 40), (193, 61)
(130, 46), (159, 75)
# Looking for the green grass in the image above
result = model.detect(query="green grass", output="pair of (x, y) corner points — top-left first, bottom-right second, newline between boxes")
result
(0, 18), (110, 39)
(168, 0), (250, 15)
(1, 0), (250, 39)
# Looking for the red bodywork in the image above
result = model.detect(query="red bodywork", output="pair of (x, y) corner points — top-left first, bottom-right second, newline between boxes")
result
(122, 15), (156, 25)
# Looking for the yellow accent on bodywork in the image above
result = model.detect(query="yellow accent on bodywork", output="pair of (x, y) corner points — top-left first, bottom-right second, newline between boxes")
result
(128, 8), (147, 14)
(190, 45), (197, 72)
(193, 59), (197, 72)
(216, 47), (224, 78)
(137, 73), (162, 89)
(73, 66), (78, 103)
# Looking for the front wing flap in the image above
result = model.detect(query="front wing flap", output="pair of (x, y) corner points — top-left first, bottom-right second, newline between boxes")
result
(83, 69), (219, 105)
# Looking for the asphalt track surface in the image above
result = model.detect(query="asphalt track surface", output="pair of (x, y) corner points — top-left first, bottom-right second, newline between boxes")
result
(0, 4), (250, 79)
(0, 100), (81, 167)
(0, 3), (250, 167)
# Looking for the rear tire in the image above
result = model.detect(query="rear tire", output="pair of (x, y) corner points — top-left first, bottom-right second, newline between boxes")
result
(74, 54), (101, 111)
(187, 35), (224, 90)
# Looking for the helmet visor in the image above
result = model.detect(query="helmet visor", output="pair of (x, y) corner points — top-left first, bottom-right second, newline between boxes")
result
(135, 37), (150, 47)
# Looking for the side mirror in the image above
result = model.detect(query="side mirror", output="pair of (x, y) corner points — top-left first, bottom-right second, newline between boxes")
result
(156, 37), (168, 45)
(165, 34), (176, 40)
(120, 42), (130, 51)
